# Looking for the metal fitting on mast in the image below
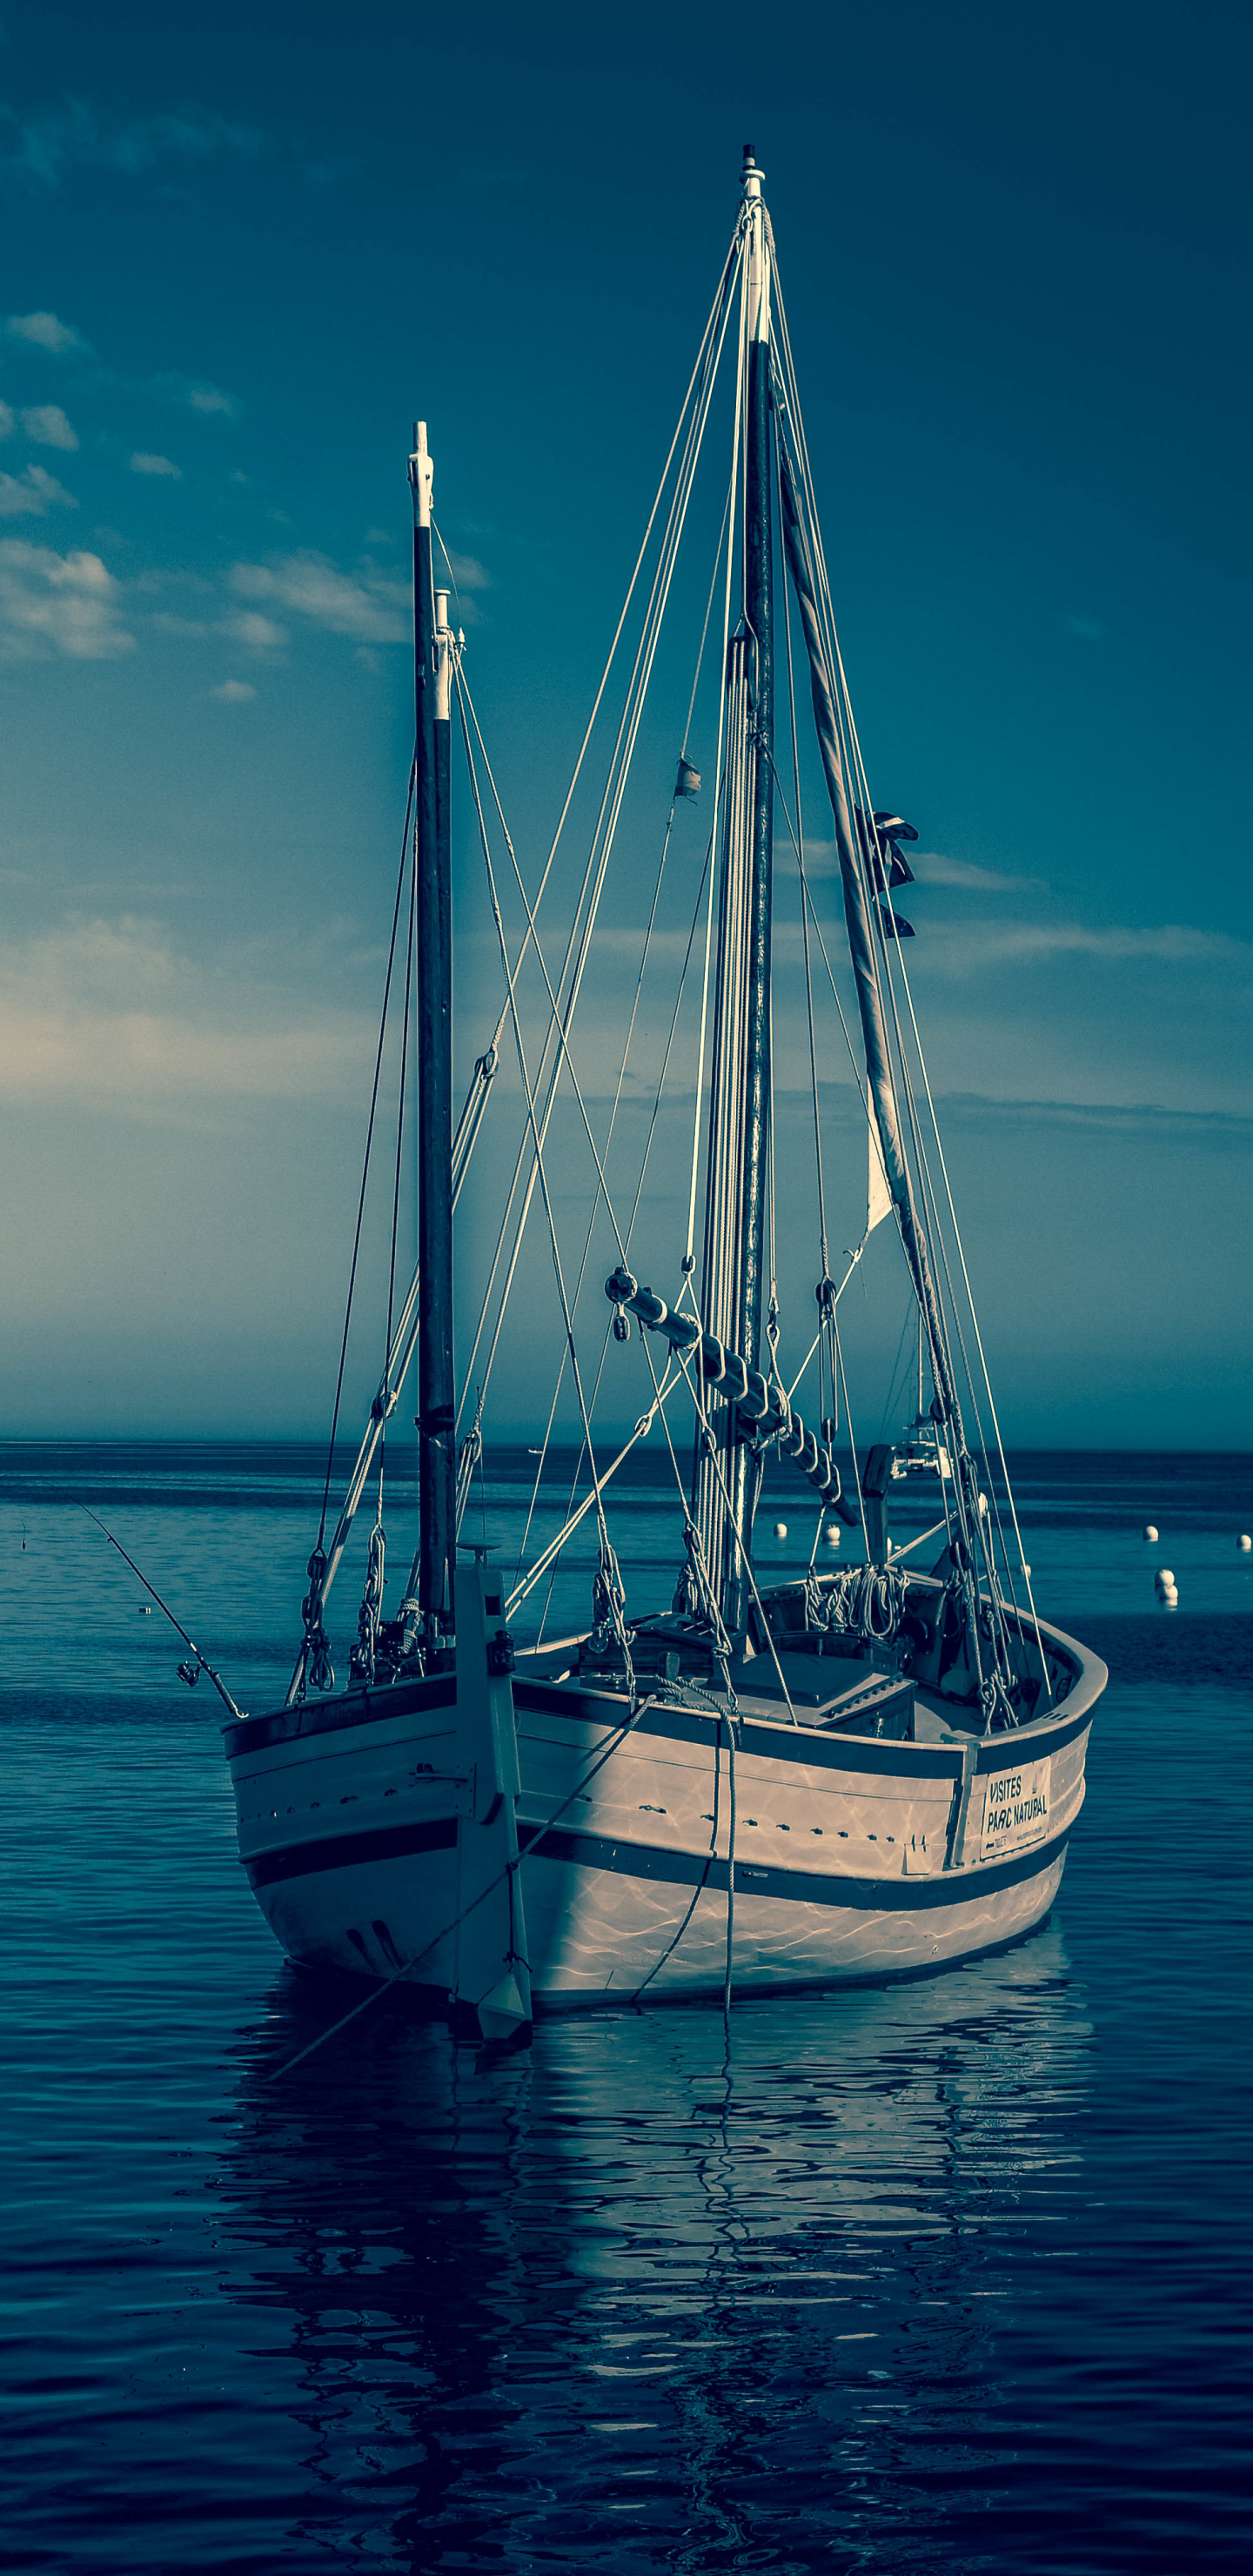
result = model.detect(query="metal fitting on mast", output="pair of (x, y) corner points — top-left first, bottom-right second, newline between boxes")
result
(434, 587), (452, 722)
(409, 419), (433, 527)
(741, 144), (771, 348)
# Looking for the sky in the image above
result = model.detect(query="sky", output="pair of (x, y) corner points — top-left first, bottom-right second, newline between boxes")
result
(0, 0), (1249, 1448)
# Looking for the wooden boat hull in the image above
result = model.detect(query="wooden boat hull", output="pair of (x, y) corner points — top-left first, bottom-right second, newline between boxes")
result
(224, 1615), (1102, 2009)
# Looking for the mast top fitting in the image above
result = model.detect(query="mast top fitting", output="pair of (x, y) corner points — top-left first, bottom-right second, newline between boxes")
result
(741, 143), (763, 199)
(409, 418), (432, 524)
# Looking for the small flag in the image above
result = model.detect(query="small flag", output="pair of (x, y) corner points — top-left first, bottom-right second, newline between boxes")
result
(877, 898), (915, 939)
(675, 756), (701, 800)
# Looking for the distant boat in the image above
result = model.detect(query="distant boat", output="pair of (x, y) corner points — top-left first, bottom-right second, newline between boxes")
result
(225, 149), (1103, 2040)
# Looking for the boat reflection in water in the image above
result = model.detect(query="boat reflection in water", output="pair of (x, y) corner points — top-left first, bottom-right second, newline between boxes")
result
(218, 1930), (1091, 2566)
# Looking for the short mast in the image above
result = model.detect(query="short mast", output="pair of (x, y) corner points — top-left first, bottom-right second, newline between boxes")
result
(411, 425), (456, 1647)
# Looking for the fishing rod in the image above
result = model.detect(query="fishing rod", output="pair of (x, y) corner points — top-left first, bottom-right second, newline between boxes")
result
(79, 1503), (245, 1721)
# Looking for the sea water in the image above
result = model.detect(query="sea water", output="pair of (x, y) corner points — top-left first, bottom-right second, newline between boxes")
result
(2, 1444), (1250, 2573)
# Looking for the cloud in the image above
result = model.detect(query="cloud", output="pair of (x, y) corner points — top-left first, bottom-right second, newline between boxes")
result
(0, 539), (133, 656)
(130, 450), (182, 479)
(230, 551), (408, 643)
(209, 678), (255, 701)
(5, 308), (89, 355)
(909, 850), (1042, 892)
(220, 608), (286, 650)
(0, 463), (76, 517)
(19, 402), (77, 450)
(0, 399), (12, 437)
(932, 1091), (1253, 1146)
(794, 841), (1038, 896)
(186, 383), (235, 417)
(150, 372), (238, 420)
(0, 103), (262, 190)
(443, 549), (490, 592)
(916, 917), (1252, 975)
(0, 913), (369, 1107)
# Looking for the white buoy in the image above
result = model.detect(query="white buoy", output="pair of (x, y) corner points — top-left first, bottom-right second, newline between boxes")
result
(1239, 1534), (1251, 1552)
(824, 1524), (840, 1547)
(1155, 1568), (1178, 1604)
(1143, 1525), (1158, 1542)
(773, 1521), (787, 1540)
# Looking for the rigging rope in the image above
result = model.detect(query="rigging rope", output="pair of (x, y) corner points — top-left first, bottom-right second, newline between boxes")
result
(454, 255), (743, 1452)
(315, 762), (415, 1553)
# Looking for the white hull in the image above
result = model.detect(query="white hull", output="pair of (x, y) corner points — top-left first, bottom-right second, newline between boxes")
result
(226, 1615), (1101, 2013)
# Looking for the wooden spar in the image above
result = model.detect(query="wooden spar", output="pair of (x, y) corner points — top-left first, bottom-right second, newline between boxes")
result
(411, 427), (456, 1641)
(693, 146), (776, 1630)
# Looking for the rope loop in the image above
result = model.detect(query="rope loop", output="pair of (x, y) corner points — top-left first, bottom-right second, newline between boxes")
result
(350, 1521), (386, 1686)
(300, 1544), (335, 1697)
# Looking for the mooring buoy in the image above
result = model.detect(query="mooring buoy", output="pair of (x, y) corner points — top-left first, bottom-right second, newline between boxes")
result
(1143, 1524), (1158, 1542)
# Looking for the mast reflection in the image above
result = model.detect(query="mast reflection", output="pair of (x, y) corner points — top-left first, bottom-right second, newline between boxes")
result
(217, 1931), (1091, 2566)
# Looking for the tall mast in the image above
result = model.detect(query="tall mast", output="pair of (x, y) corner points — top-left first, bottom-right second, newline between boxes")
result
(694, 148), (775, 1633)
(410, 424), (455, 1647)
(739, 146), (774, 1613)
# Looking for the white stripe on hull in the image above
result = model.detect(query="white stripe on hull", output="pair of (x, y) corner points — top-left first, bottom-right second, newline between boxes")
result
(231, 1686), (1089, 2007)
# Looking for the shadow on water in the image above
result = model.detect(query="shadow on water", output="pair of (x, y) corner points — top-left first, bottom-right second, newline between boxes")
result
(213, 1925), (1093, 2573)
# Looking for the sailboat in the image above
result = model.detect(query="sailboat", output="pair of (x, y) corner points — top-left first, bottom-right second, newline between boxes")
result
(224, 151), (1104, 2040)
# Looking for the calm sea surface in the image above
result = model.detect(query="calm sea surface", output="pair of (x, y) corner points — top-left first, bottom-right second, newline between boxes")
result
(3, 1442), (1251, 2573)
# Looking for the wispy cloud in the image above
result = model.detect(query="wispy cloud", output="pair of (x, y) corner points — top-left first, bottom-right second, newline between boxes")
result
(932, 1090), (1253, 1145)
(0, 101), (263, 190)
(130, 449), (182, 479)
(220, 609), (286, 650)
(209, 678), (256, 702)
(0, 913), (368, 1108)
(916, 917), (1252, 974)
(230, 551), (408, 643)
(0, 539), (133, 656)
(910, 849), (1042, 892)
(186, 382), (236, 418)
(443, 549), (490, 592)
(794, 840), (1038, 895)
(5, 308), (90, 355)
(19, 402), (77, 450)
(0, 463), (76, 518)
(151, 372), (238, 420)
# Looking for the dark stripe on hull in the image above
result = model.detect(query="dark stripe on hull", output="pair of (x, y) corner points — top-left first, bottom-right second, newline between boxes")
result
(244, 1810), (1068, 1910)
(246, 1815), (456, 1888)
(225, 1673), (455, 1761)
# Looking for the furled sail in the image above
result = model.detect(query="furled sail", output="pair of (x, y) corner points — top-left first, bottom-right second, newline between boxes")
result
(867, 1122), (892, 1238)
